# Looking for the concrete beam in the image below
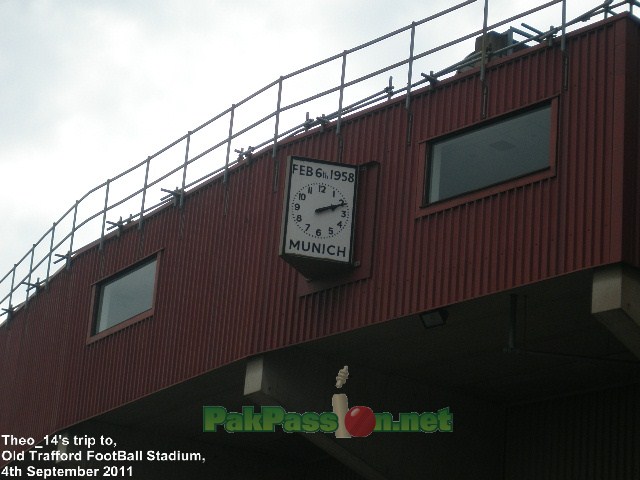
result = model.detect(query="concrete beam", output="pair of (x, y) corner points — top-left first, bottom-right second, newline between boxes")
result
(592, 264), (640, 359)
(244, 355), (389, 480)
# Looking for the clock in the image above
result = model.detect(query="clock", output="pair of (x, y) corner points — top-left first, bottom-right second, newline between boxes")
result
(291, 182), (350, 239)
(280, 156), (357, 277)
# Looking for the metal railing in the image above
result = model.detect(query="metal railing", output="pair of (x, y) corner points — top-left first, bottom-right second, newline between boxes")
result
(1, 0), (637, 323)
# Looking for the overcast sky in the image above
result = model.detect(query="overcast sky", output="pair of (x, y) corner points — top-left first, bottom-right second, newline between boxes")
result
(0, 0), (605, 310)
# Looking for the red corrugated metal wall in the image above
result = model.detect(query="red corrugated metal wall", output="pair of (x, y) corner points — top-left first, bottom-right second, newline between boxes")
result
(0, 14), (637, 445)
(621, 13), (640, 268)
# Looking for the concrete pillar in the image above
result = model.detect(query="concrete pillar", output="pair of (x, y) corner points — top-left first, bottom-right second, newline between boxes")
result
(592, 264), (640, 359)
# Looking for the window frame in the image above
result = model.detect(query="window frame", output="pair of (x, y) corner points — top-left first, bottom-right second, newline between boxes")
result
(87, 252), (161, 343)
(417, 98), (559, 214)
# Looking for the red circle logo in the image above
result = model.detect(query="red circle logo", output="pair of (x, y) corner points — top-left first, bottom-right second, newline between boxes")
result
(344, 406), (376, 437)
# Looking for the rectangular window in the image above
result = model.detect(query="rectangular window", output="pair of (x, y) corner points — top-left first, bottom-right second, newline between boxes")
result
(93, 257), (157, 335)
(426, 104), (551, 204)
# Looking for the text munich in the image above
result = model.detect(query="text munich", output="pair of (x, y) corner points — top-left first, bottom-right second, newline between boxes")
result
(288, 240), (347, 258)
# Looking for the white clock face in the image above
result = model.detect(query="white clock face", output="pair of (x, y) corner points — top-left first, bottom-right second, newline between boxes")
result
(281, 157), (357, 266)
(291, 182), (350, 239)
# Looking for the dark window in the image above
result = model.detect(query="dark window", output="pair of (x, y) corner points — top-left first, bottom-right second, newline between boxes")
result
(426, 104), (551, 204)
(94, 257), (157, 334)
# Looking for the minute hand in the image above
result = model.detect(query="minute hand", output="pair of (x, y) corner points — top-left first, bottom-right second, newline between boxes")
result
(315, 200), (346, 213)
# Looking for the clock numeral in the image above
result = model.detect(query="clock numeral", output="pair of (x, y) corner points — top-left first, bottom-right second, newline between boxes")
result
(305, 224), (310, 232)
(294, 203), (300, 211)
(319, 185), (326, 193)
(296, 214), (302, 222)
(332, 189), (336, 198)
(328, 227), (334, 235)
(341, 210), (347, 217)
(299, 193), (306, 200)
(337, 221), (343, 228)
(315, 229), (322, 237)
(307, 186), (313, 194)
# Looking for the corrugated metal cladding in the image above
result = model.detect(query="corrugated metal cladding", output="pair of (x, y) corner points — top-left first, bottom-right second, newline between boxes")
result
(504, 383), (640, 479)
(0, 15), (638, 442)
(622, 13), (640, 268)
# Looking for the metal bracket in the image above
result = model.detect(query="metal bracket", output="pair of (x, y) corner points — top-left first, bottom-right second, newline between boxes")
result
(54, 251), (73, 270)
(303, 112), (315, 131)
(521, 22), (543, 36)
(421, 71), (439, 85)
(161, 188), (184, 207)
(384, 76), (394, 100)
(22, 278), (43, 294)
(542, 27), (556, 47)
(235, 146), (254, 163)
(106, 216), (130, 236)
(316, 115), (330, 126)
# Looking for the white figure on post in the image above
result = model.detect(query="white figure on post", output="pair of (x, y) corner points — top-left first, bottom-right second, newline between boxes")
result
(332, 366), (351, 438)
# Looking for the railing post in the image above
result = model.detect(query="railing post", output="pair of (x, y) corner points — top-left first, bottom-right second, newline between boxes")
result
(480, 0), (489, 83)
(480, 0), (489, 118)
(224, 105), (235, 184)
(561, 0), (567, 52)
(139, 157), (151, 229)
(99, 180), (111, 251)
(25, 245), (35, 304)
(562, 0), (569, 91)
(8, 265), (16, 311)
(272, 77), (283, 159)
(45, 222), (56, 289)
(272, 77), (283, 192)
(68, 201), (79, 270)
(180, 133), (191, 208)
(336, 52), (347, 135)
(406, 22), (416, 111)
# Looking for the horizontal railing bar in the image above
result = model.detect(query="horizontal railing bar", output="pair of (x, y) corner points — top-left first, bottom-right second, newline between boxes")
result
(102, 192), (142, 215)
(281, 0), (478, 83)
(280, 83), (343, 114)
(568, 0), (615, 23)
(185, 138), (230, 165)
(0, 265), (16, 286)
(485, 0), (564, 33)
(274, 2), (484, 113)
(70, 209), (107, 236)
(108, 157), (149, 184)
(183, 165), (228, 191)
(187, 106), (235, 137)
(232, 80), (281, 112)
(75, 181), (108, 205)
(0, 250), (32, 285)
(258, 85), (393, 146)
(228, 111), (278, 142)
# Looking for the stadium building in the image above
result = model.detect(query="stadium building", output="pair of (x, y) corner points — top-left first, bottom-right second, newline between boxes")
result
(1, 1), (639, 478)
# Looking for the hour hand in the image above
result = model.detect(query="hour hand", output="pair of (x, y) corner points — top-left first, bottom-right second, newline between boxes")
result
(315, 200), (346, 213)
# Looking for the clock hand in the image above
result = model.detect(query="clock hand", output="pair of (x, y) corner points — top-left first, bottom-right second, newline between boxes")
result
(315, 200), (346, 213)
